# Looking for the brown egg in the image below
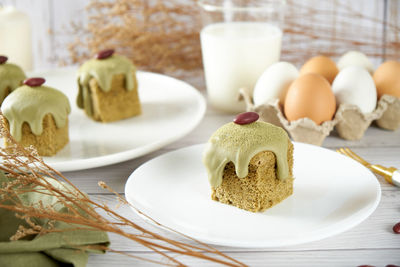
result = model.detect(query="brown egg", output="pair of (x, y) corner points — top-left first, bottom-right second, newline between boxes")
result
(373, 60), (400, 98)
(300, 56), (339, 83)
(284, 73), (336, 125)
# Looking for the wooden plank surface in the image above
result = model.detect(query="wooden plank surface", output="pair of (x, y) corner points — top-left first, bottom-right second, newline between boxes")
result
(61, 102), (400, 266)
(1, 1), (399, 266)
(88, 191), (400, 252)
(88, 250), (400, 267)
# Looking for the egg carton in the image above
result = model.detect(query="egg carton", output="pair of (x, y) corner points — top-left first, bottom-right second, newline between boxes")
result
(239, 89), (399, 145)
(334, 95), (390, 140)
(335, 94), (400, 137)
(375, 95), (400, 131)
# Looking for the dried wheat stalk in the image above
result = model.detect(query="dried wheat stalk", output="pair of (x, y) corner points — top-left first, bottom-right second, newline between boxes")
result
(0, 114), (246, 267)
(67, 0), (202, 74)
(66, 0), (399, 75)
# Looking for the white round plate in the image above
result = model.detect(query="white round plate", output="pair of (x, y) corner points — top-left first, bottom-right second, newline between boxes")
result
(19, 68), (206, 171)
(125, 143), (381, 248)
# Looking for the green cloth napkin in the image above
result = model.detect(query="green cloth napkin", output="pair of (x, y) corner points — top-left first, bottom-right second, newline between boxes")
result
(0, 171), (110, 267)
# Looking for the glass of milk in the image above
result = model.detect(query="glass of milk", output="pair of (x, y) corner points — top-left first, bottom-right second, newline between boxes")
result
(199, 0), (285, 113)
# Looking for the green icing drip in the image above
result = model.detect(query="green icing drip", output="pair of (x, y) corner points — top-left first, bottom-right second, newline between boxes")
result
(1, 85), (71, 142)
(202, 121), (290, 187)
(0, 63), (26, 103)
(76, 54), (137, 116)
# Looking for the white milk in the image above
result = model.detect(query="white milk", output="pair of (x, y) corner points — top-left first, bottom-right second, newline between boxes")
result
(201, 22), (282, 113)
(0, 6), (32, 71)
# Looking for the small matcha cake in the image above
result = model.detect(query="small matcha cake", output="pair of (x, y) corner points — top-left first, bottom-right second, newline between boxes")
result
(77, 49), (141, 122)
(203, 112), (294, 212)
(1, 78), (71, 156)
(0, 56), (26, 104)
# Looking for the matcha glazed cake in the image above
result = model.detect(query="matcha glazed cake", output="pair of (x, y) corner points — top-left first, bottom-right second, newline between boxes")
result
(1, 77), (71, 156)
(77, 49), (141, 122)
(0, 55), (26, 104)
(203, 112), (294, 212)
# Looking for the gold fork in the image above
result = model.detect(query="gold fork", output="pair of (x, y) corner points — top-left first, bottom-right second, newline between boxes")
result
(337, 148), (400, 187)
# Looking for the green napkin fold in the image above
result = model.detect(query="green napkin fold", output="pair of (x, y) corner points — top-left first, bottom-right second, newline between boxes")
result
(0, 171), (110, 267)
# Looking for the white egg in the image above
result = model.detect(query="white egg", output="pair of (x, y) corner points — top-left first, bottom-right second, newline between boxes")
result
(337, 51), (374, 74)
(332, 66), (377, 113)
(253, 61), (299, 106)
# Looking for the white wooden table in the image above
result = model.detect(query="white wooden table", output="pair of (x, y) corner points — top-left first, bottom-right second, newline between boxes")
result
(64, 77), (400, 266)
(1, 1), (398, 265)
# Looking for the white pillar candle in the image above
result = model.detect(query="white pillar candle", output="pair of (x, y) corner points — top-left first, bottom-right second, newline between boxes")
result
(0, 6), (33, 71)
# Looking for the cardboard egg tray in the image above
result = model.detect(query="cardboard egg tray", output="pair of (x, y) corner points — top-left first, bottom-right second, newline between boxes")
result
(375, 95), (400, 131)
(239, 88), (400, 146)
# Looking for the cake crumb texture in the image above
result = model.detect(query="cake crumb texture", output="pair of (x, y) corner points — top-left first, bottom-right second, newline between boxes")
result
(87, 73), (141, 122)
(4, 114), (69, 156)
(211, 141), (294, 212)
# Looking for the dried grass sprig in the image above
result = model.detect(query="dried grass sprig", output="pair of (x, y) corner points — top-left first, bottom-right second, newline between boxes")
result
(65, 0), (399, 77)
(0, 114), (246, 267)
(66, 0), (202, 75)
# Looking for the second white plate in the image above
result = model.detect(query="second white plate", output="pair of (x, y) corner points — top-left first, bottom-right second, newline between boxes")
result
(23, 68), (206, 171)
(125, 143), (381, 248)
